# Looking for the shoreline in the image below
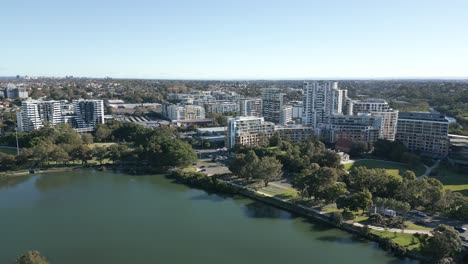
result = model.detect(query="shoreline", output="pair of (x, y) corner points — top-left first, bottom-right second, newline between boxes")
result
(0, 166), (425, 261)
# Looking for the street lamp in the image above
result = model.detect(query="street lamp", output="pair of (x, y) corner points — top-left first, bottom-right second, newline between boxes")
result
(15, 127), (20, 156)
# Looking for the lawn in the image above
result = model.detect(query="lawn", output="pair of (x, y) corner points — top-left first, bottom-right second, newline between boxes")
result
(404, 221), (432, 231)
(0, 146), (18, 155)
(89, 142), (117, 149)
(370, 230), (421, 250)
(344, 159), (426, 177)
(433, 165), (468, 197)
(259, 184), (298, 200)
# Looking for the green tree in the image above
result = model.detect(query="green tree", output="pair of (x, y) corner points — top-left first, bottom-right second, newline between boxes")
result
(256, 156), (283, 186)
(337, 190), (372, 213)
(229, 153), (247, 176)
(81, 133), (94, 144)
(0, 152), (17, 171)
(95, 125), (112, 142)
(16, 250), (49, 264)
(239, 150), (260, 180)
(93, 146), (109, 164)
(401, 170), (416, 181)
(422, 225), (462, 261)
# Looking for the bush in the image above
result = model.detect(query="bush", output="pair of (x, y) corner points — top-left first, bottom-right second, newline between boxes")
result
(329, 212), (343, 226)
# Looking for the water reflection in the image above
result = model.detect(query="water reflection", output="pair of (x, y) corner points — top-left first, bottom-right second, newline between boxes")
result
(0, 174), (32, 189)
(34, 172), (83, 192)
(243, 201), (294, 219)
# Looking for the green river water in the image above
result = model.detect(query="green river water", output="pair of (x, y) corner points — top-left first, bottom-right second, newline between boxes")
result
(0, 170), (418, 263)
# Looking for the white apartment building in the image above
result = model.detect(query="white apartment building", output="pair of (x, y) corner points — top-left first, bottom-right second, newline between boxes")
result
(280, 105), (293, 125)
(239, 98), (262, 117)
(226, 116), (275, 148)
(17, 100), (62, 132)
(396, 112), (449, 157)
(166, 104), (206, 121)
(302, 81), (347, 127)
(351, 99), (398, 141)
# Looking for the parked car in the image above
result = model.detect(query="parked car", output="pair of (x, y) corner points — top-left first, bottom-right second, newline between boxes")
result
(415, 211), (428, 218)
(454, 226), (467, 233)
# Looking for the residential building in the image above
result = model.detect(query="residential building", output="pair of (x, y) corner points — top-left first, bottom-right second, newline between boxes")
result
(319, 114), (382, 145)
(165, 104), (206, 121)
(3, 83), (28, 99)
(195, 127), (226, 144)
(351, 99), (398, 141)
(72, 99), (105, 132)
(396, 112), (449, 157)
(302, 81), (347, 127)
(239, 98), (262, 117)
(17, 100), (62, 132)
(290, 101), (303, 123)
(280, 105), (293, 125)
(261, 88), (285, 124)
(226, 116), (274, 148)
(205, 101), (239, 114)
(274, 125), (314, 143)
(351, 99), (391, 114)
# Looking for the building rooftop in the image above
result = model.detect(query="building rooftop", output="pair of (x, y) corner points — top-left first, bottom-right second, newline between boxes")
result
(196, 127), (226, 133)
(398, 111), (448, 122)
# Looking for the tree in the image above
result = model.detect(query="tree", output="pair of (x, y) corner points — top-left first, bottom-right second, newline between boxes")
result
(229, 153), (247, 176)
(16, 250), (49, 264)
(401, 170), (416, 181)
(321, 182), (348, 204)
(293, 167), (340, 200)
(239, 150), (260, 180)
(256, 156), (283, 186)
(0, 152), (17, 171)
(422, 225), (462, 261)
(72, 145), (92, 165)
(93, 146), (109, 164)
(49, 145), (69, 164)
(81, 133), (94, 144)
(269, 132), (282, 147)
(349, 142), (368, 158)
(337, 190), (372, 213)
(95, 125), (112, 142)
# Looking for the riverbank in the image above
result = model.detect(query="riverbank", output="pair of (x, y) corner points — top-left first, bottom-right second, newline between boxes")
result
(168, 169), (428, 262)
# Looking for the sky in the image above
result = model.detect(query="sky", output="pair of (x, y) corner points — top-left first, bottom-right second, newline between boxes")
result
(1, 0), (468, 79)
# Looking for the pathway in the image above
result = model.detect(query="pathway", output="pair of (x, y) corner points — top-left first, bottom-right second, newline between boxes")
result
(352, 222), (432, 235)
(420, 159), (440, 177)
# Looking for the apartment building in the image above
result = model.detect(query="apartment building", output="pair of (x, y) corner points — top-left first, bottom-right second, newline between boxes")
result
(165, 104), (206, 121)
(396, 112), (449, 157)
(319, 114), (382, 145)
(226, 116), (274, 148)
(17, 100), (62, 132)
(72, 99), (105, 132)
(351, 99), (398, 141)
(302, 81), (348, 127)
(239, 98), (262, 117)
(261, 88), (285, 124)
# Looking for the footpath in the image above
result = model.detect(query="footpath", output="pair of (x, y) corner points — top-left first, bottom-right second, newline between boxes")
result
(255, 187), (432, 235)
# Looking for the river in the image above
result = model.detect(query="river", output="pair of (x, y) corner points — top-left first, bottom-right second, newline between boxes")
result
(0, 170), (418, 263)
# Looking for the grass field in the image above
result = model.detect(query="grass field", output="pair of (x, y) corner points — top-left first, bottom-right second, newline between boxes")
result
(370, 230), (421, 250)
(433, 165), (468, 197)
(0, 147), (18, 155)
(259, 184), (298, 200)
(343, 159), (426, 177)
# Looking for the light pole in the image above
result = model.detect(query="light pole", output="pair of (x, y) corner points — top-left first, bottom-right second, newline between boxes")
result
(15, 127), (20, 156)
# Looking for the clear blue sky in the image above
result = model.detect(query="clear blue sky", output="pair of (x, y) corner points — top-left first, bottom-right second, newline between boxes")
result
(1, 0), (467, 79)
